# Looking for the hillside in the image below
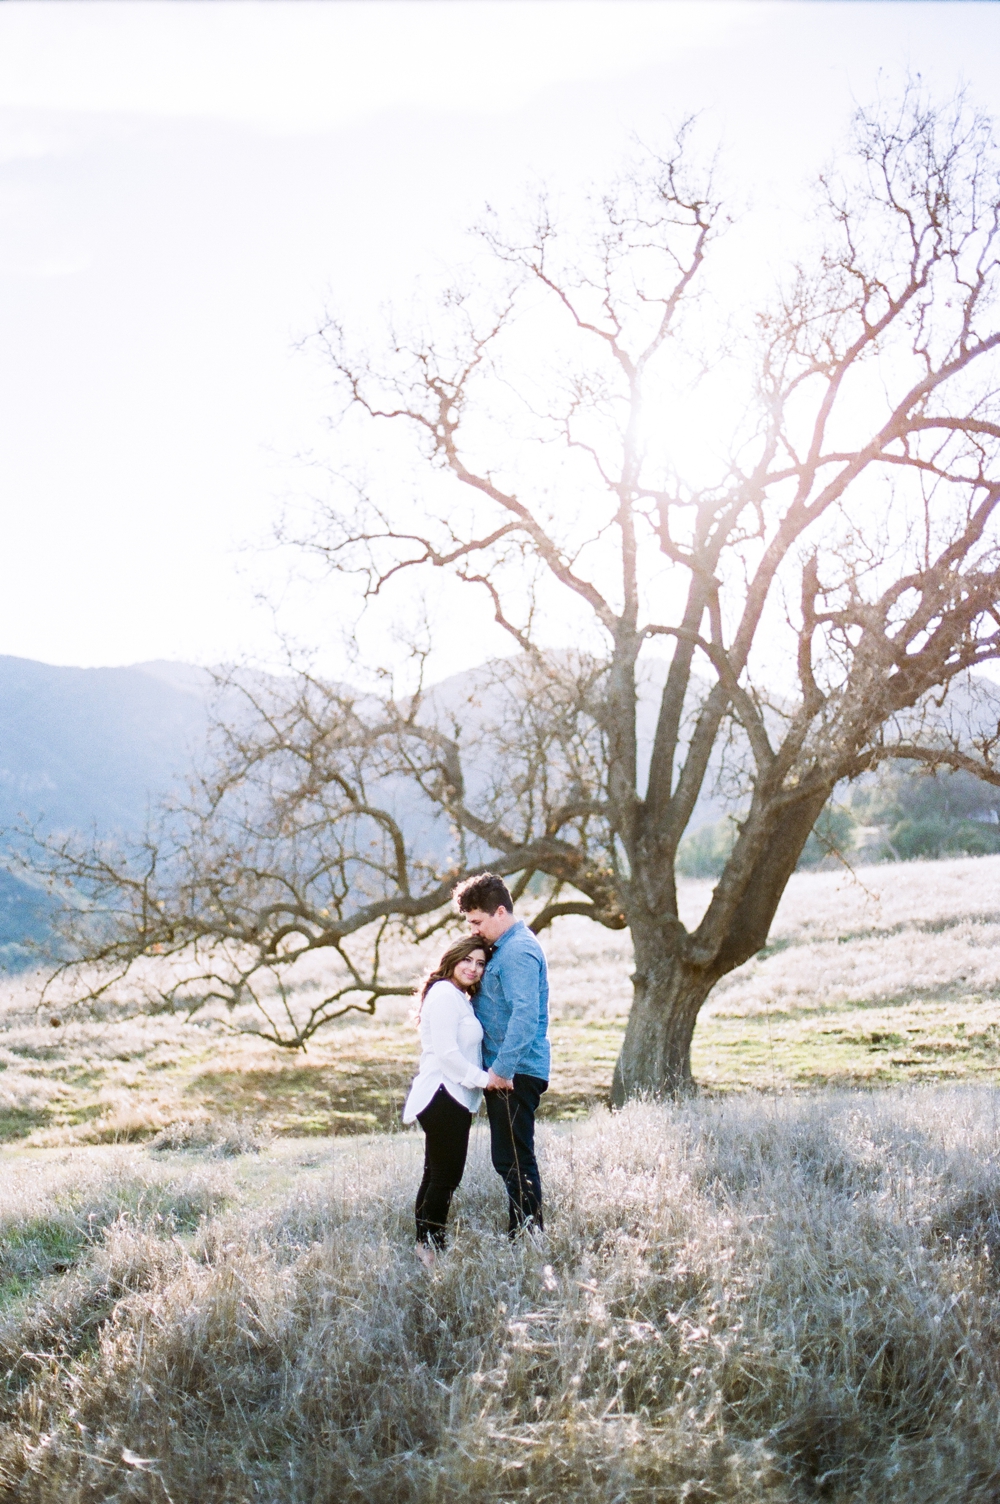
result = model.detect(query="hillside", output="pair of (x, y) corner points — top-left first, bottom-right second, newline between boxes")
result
(0, 657), (211, 960)
(0, 854), (996, 1146)
(0, 656), (210, 834)
(1, 851), (998, 1496)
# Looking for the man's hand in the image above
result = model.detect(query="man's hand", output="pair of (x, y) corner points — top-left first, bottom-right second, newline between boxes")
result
(486, 1068), (514, 1091)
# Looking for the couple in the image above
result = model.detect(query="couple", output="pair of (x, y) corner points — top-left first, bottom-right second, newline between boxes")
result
(402, 872), (549, 1266)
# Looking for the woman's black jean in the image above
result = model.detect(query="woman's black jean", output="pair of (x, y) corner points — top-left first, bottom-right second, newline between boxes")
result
(415, 1085), (472, 1247)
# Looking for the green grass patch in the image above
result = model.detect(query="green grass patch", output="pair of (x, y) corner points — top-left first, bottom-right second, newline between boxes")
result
(691, 992), (1000, 1091)
(0, 1216), (86, 1304)
(0, 1106), (52, 1142)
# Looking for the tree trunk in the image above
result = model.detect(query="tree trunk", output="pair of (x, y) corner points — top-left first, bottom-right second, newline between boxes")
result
(610, 942), (715, 1103)
(610, 791), (833, 1102)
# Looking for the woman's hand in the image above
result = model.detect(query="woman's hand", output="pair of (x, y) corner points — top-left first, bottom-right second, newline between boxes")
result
(485, 1068), (514, 1091)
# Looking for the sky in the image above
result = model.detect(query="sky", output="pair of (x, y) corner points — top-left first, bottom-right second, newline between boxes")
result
(3, 1), (1000, 678)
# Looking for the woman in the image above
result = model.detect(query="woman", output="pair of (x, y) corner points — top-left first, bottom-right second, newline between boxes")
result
(402, 935), (491, 1267)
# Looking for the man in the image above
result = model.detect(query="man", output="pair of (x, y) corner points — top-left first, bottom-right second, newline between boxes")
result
(454, 871), (550, 1235)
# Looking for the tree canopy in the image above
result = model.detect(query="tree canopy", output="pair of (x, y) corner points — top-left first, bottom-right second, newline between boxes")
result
(29, 86), (1000, 1094)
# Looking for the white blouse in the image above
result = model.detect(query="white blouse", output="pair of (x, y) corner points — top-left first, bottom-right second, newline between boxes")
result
(402, 979), (490, 1123)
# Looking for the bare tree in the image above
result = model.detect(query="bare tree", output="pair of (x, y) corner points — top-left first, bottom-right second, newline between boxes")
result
(31, 89), (1000, 1092)
(27, 651), (623, 1048)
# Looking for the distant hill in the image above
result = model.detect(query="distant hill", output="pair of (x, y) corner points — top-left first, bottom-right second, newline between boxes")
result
(0, 657), (211, 963)
(0, 657), (211, 835)
(1, 652), (997, 966)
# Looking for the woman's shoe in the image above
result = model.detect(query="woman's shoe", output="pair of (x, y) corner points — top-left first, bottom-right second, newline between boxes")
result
(414, 1241), (437, 1271)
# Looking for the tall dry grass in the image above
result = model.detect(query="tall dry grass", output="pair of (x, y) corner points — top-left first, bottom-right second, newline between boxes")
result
(3, 1087), (1000, 1501)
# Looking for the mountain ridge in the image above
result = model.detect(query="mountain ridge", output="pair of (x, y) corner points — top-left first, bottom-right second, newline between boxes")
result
(1, 652), (997, 965)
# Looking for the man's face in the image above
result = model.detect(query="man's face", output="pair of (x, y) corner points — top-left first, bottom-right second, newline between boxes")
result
(464, 906), (511, 943)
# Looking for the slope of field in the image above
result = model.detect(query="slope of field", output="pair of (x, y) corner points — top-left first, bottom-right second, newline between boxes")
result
(3, 1088), (1000, 1501)
(0, 854), (998, 1145)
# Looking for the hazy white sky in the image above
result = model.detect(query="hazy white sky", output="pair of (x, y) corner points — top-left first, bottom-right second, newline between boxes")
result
(3, 1), (1000, 674)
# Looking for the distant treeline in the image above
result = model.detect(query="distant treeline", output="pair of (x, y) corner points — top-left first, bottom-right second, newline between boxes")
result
(678, 764), (1000, 879)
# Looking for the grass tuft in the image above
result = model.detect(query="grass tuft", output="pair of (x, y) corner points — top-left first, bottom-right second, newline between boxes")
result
(149, 1116), (271, 1157)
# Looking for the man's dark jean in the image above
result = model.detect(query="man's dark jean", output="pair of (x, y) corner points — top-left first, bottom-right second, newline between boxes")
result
(485, 1073), (548, 1235)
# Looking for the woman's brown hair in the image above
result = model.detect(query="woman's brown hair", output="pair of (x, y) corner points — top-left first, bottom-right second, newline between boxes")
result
(416, 934), (491, 1018)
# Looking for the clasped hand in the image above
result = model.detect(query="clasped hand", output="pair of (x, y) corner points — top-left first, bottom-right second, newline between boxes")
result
(485, 1068), (513, 1091)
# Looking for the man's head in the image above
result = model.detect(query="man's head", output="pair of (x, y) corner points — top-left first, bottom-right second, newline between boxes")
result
(454, 872), (517, 943)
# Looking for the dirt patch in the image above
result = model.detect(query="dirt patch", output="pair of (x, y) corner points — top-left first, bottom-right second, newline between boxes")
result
(191, 1061), (416, 1135)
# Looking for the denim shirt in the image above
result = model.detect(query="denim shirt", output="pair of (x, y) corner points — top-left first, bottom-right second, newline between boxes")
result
(474, 919), (550, 1082)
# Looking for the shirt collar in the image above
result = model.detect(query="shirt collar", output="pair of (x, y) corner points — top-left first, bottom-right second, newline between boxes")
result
(491, 918), (524, 951)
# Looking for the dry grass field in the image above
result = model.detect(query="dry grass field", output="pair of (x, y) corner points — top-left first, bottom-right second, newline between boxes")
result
(3, 1089), (1000, 1501)
(0, 854), (997, 1146)
(1, 855), (1000, 1500)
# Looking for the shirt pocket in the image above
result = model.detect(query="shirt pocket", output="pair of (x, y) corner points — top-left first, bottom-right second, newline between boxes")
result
(487, 966), (507, 1004)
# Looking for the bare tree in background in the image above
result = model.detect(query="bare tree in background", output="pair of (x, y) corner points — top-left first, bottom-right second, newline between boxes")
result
(32, 88), (1000, 1094)
(30, 651), (619, 1049)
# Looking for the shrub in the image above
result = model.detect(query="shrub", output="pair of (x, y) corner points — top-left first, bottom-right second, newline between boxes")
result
(677, 818), (737, 878)
(150, 1116), (270, 1157)
(796, 802), (857, 868)
(853, 765), (1000, 861)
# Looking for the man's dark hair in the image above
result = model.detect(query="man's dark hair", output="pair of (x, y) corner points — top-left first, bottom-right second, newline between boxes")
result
(454, 872), (513, 915)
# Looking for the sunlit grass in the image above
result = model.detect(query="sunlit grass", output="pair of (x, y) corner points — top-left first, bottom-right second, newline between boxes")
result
(2, 861), (999, 1497)
(4, 1090), (1000, 1499)
(0, 854), (997, 1146)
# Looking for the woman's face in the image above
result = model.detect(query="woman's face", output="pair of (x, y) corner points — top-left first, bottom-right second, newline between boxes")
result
(452, 949), (487, 991)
